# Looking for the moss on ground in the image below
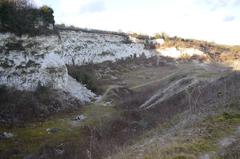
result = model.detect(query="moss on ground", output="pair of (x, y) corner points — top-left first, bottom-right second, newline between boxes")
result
(0, 104), (118, 159)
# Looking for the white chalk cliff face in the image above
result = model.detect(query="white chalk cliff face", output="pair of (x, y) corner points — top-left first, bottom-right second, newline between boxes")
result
(60, 31), (153, 65)
(0, 33), (67, 91)
(156, 47), (206, 59)
(0, 31), (154, 102)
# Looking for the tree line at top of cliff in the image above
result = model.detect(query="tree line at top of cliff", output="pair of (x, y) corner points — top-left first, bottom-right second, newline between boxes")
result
(0, 0), (55, 36)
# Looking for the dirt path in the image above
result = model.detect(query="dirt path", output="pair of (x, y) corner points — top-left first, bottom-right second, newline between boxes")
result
(96, 70), (180, 104)
(96, 63), (226, 104)
(96, 85), (123, 103)
(130, 70), (179, 90)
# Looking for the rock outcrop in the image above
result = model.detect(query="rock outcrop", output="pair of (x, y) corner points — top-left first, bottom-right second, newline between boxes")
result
(0, 33), (67, 91)
(156, 47), (206, 59)
(60, 31), (153, 65)
(0, 30), (154, 102)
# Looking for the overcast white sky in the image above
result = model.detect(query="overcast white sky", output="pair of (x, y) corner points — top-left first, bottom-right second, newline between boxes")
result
(36, 0), (240, 45)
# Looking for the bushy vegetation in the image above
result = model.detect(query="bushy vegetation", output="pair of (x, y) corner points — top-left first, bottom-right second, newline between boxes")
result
(0, 0), (55, 36)
(130, 32), (150, 40)
(67, 65), (99, 93)
(0, 85), (80, 126)
(154, 32), (170, 40)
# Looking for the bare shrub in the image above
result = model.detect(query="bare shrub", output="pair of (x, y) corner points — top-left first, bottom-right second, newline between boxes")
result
(0, 86), (81, 126)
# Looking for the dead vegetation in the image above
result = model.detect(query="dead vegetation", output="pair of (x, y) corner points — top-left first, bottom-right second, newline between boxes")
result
(42, 67), (240, 159)
(0, 85), (81, 127)
(110, 73), (240, 159)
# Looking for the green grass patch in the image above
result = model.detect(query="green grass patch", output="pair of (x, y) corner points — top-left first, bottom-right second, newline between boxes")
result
(171, 154), (196, 159)
(0, 104), (119, 159)
(222, 112), (240, 120)
(139, 110), (240, 159)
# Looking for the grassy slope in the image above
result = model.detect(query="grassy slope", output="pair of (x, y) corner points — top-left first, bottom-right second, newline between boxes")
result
(111, 102), (240, 159)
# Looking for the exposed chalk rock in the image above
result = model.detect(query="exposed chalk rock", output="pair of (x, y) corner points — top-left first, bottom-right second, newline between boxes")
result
(0, 33), (67, 91)
(60, 31), (154, 65)
(156, 47), (206, 58)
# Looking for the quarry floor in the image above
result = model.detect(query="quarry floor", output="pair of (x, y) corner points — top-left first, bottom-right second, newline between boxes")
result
(1, 58), (240, 159)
